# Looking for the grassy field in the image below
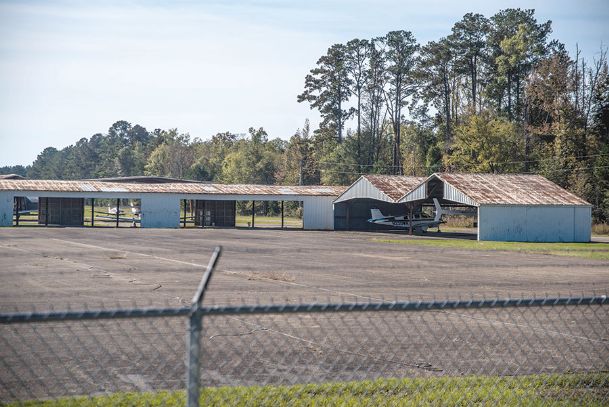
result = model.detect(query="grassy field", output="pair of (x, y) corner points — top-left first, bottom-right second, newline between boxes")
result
(235, 214), (302, 228)
(375, 236), (609, 260)
(13, 373), (608, 406)
(593, 223), (609, 236)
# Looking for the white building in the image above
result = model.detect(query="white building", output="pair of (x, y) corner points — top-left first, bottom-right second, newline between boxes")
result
(0, 173), (593, 242)
(0, 179), (343, 230)
(400, 173), (591, 242)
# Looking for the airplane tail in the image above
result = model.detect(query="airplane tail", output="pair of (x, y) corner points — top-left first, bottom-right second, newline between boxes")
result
(370, 208), (385, 221)
(433, 198), (443, 222)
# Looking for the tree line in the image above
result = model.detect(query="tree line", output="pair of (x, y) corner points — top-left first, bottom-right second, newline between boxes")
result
(1, 8), (608, 221)
(297, 8), (609, 221)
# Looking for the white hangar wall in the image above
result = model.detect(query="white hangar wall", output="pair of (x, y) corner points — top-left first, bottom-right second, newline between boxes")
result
(478, 205), (591, 242)
(140, 194), (181, 228)
(0, 191), (13, 227)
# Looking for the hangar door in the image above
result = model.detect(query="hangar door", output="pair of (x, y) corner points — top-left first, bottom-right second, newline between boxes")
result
(38, 198), (84, 226)
(194, 200), (236, 227)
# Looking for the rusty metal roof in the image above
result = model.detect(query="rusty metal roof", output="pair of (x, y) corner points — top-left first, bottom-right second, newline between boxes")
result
(436, 173), (590, 206)
(0, 179), (346, 197)
(0, 174), (25, 180)
(363, 175), (426, 201)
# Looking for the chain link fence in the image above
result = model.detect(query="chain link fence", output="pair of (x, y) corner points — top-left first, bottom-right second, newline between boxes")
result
(1, 248), (608, 406)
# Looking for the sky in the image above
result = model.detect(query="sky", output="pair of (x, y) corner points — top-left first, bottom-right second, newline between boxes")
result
(0, 0), (608, 166)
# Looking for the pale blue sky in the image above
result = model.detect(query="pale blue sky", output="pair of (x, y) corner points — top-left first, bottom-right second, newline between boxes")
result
(1, 0), (608, 166)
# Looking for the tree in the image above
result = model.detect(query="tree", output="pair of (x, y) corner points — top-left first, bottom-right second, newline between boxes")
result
(419, 38), (454, 150)
(298, 44), (352, 143)
(445, 113), (524, 173)
(364, 38), (388, 166)
(450, 13), (490, 112)
(0, 165), (28, 176)
(220, 127), (282, 185)
(318, 132), (359, 185)
(384, 30), (419, 174)
(488, 9), (552, 120)
(345, 39), (369, 163)
(281, 120), (319, 185)
(144, 130), (195, 179)
(28, 147), (63, 179)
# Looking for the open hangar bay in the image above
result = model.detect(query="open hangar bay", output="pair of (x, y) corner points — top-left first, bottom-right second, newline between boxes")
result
(334, 173), (592, 242)
(0, 172), (593, 242)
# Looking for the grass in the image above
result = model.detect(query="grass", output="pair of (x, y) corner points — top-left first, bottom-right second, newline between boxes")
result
(235, 215), (302, 228)
(593, 223), (609, 236)
(12, 373), (609, 406)
(374, 236), (609, 261)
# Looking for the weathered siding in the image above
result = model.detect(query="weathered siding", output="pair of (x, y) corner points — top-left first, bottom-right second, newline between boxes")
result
(38, 197), (84, 226)
(401, 183), (426, 202)
(334, 177), (393, 204)
(140, 195), (181, 228)
(302, 196), (335, 230)
(574, 206), (592, 242)
(478, 205), (591, 242)
(0, 191), (13, 226)
(444, 183), (477, 206)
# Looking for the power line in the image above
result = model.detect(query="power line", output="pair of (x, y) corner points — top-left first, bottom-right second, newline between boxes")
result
(315, 152), (609, 169)
(317, 164), (609, 176)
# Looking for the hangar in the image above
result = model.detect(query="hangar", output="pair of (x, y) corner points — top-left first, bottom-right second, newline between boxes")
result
(0, 179), (343, 230)
(334, 173), (591, 242)
(333, 175), (425, 230)
(0, 173), (592, 242)
(400, 173), (592, 242)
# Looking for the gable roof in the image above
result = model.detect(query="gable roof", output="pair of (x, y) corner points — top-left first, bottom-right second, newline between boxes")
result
(334, 175), (426, 203)
(401, 173), (590, 206)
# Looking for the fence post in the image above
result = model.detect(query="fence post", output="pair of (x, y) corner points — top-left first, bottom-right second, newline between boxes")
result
(187, 246), (222, 407)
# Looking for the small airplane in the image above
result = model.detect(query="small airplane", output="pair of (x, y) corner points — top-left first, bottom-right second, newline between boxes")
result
(107, 205), (140, 217)
(368, 198), (445, 232)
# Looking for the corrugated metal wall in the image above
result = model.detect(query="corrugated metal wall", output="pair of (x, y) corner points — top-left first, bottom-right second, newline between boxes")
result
(478, 205), (591, 242)
(0, 192), (13, 226)
(38, 197), (84, 226)
(302, 196), (335, 230)
(401, 184), (426, 202)
(140, 195), (181, 228)
(444, 183), (478, 207)
(574, 207), (592, 241)
(334, 178), (393, 203)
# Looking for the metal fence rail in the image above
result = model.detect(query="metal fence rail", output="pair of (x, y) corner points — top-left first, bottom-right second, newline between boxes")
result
(1, 247), (608, 406)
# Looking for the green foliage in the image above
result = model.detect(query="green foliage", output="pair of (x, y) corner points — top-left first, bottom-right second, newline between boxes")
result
(144, 130), (196, 179)
(220, 127), (282, 184)
(446, 114), (524, 173)
(298, 44), (352, 143)
(0, 164), (27, 176)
